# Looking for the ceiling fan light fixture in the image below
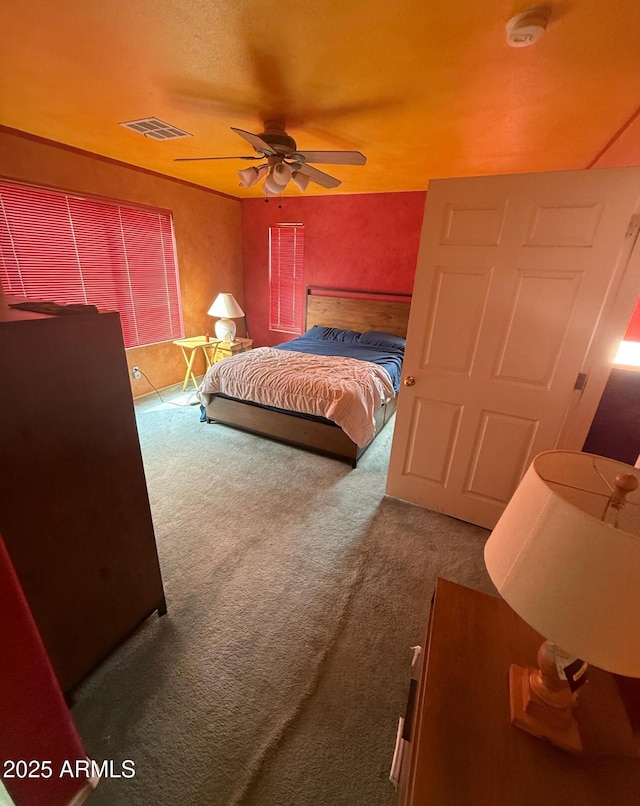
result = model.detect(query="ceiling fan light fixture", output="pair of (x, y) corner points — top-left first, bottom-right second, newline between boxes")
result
(182, 124), (362, 192)
(271, 162), (293, 186)
(264, 171), (286, 195)
(238, 166), (261, 188)
(292, 171), (310, 192)
(506, 7), (550, 47)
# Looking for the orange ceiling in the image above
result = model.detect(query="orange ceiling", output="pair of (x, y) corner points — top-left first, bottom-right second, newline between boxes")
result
(1, 1), (639, 198)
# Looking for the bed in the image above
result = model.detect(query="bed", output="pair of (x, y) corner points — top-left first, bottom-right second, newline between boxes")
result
(198, 288), (411, 466)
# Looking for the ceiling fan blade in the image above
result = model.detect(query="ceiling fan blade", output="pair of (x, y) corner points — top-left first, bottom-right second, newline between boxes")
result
(174, 155), (264, 162)
(292, 150), (367, 166)
(295, 163), (342, 189)
(231, 127), (277, 155)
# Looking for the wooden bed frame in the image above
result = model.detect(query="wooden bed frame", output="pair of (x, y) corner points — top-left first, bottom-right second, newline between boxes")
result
(203, 288), (412, 467)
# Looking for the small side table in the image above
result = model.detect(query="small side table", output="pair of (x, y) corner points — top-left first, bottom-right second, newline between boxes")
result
(205, 337), (253, 365)
(173, 336), (217, 391)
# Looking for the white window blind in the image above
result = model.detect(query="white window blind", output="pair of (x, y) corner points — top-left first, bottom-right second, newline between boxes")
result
(0, 181), (184, 348)
(269, 224), (304, 334)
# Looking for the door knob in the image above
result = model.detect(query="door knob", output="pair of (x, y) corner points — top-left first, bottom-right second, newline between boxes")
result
(403, 376), (415, 386)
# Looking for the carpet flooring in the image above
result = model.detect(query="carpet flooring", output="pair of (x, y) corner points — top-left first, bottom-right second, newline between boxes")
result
(72, 392), (496, 805)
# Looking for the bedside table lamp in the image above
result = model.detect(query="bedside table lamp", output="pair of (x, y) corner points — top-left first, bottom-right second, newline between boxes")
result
(208, 293), (245, 342)
(484, 450), (640, 754)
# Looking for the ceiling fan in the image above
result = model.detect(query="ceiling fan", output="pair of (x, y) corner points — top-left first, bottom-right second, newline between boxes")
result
(174, 120), (366, 194)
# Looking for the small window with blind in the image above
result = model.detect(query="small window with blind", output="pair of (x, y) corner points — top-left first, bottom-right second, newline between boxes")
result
(0, 181), (184, 349)
(269, 223), (304, 334)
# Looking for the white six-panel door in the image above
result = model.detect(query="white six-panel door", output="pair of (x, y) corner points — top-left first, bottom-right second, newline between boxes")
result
(386, 168), (640, 529)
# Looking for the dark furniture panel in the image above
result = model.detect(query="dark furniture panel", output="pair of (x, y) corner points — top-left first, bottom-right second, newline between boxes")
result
(0, 296), (165, 692)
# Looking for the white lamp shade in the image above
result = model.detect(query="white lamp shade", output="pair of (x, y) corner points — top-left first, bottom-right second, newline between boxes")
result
(207, 293), (244, 319)
(271, 163), (292, 186)
(292, 171), (310, 192)
(484, 451), (640, 677)
(238, 166), (260, 188)
(264, 172), (285, 195)
(238, 164), (267, 188)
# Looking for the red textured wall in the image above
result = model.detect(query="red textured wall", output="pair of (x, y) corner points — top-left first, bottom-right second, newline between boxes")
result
(0, 536), (88, 806)
(625, 297), (640, 341)
(241, 191), (426, 346)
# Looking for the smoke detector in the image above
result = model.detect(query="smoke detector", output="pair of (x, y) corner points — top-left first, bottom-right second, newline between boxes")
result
(506, 7), (550, 48)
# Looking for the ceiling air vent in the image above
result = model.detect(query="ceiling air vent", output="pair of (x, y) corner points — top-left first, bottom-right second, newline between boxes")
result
(120, 117), (192, 140)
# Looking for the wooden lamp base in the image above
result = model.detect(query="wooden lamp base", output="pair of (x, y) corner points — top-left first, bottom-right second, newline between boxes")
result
(509, 641), (583, 755)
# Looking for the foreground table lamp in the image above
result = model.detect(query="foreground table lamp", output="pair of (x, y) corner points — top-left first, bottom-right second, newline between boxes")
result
(484, 450), (640, 754)
(208, 293), (245, 342)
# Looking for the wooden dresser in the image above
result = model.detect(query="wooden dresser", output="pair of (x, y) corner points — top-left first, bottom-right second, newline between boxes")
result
(395, 578), (640, 805)
(0, 297), (166, 692)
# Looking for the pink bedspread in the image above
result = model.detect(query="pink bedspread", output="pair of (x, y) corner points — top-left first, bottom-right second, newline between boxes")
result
(197, 347), (395, 447)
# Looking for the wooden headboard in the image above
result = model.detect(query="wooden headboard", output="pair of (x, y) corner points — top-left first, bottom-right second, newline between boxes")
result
(305, 288), (412, 338)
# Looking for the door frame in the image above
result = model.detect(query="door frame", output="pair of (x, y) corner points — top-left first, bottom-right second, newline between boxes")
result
(558, 214), (640, 450)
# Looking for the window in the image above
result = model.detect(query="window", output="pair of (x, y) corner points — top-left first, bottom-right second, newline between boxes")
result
(269, 224), (304, 334)
(0, 181), (183, 349)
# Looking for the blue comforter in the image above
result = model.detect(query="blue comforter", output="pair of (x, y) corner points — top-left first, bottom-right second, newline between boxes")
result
(274, 326), (405, 392)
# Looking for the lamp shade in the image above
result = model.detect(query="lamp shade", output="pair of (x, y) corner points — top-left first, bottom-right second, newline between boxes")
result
(264, 171), (285, 195)
(484, 451), (640, 677)
(292, 171), (310, 192)
(207, 293), (244, 319)
(238, 166), (260, 188)
(271, 163), (292, 186)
